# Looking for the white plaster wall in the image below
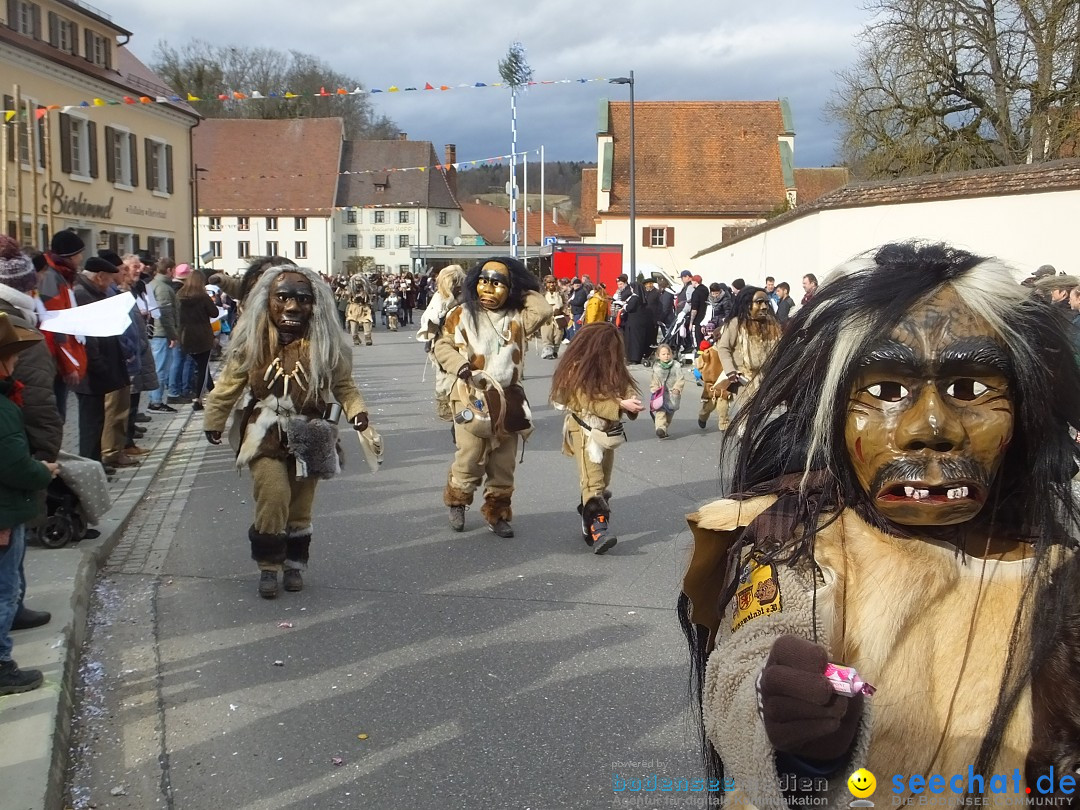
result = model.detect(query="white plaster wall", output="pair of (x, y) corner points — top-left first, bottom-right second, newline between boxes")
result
(590, 216), (761, 279)
(196, 216), (332, 276)
(701, 189), (1080, 288)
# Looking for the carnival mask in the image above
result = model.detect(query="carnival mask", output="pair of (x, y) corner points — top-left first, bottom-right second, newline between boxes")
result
(476, 262), (510, 311)
(844, 287), (1014, 526)
(269, 272), (315, 336)
(750, 293), (770, 320)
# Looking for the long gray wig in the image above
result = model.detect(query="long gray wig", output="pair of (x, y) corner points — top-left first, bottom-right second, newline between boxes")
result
(224, 265), (349, 402)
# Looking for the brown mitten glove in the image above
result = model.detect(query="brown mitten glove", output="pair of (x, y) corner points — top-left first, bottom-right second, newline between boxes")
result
(757, 635), (864, 761)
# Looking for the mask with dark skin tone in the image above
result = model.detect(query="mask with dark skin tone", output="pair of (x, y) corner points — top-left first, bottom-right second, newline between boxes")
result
(476, 262), (510, 311)
(845, 287), (1014, 526)
(269, 272), (315, 340)
(750, 294), (770, 320)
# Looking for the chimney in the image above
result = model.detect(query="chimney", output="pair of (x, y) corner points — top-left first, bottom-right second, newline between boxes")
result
(397, 132), (408, 140)
(443, 143), (458, 199)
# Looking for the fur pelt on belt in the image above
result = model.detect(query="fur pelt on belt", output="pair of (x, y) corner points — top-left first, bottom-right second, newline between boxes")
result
(286, 417), (341, 479)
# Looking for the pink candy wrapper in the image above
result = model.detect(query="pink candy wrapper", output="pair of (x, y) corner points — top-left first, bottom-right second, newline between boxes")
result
(824, 662), (876, 697)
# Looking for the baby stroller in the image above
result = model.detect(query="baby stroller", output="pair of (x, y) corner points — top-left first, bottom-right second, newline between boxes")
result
(642, 309), (696, 367)
(35, 451), (111, 549)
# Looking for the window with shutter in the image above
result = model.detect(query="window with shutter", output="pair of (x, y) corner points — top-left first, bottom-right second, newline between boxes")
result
(47, 10), (56, 45)
(666, 227), (675, 248)
(87, 121), (98, 178)
(144, 138), (154, 190)
(104, 126), (116, 182)
(641, 227), (649, 247)
(58, 112), (71, 173)
(128, 133), (138, 186)
(164, 145), (173, 193)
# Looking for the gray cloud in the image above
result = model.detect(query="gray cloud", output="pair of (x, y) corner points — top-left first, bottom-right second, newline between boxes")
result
(107, 0), (869, 167)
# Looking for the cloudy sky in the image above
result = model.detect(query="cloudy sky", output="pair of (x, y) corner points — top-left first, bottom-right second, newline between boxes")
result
(105, 0), (873, 169)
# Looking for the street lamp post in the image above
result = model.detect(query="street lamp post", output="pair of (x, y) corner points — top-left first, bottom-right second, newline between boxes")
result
(192, 165), (208, 266)
(609, 72), (635, 282)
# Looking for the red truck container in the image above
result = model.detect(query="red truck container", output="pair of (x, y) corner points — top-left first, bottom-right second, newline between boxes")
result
(550, 243), (623, 289)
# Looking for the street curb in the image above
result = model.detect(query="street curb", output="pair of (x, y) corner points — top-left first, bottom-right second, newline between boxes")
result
(0, 406), (195, 810)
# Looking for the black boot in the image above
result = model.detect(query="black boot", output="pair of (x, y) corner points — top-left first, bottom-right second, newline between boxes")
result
(284, 532), (310, 592)
(582, 496), (617, 555)
(0, 659), (44, 695)
(250, 526), (287, 599)
(258, 570), (279, 599)
(11, 606), (51, 631)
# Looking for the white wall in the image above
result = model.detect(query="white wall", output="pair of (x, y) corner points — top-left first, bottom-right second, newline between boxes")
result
(589, 215), (762, 279)
(197, 215), (332, 276)
(701, 189), (1080, 289)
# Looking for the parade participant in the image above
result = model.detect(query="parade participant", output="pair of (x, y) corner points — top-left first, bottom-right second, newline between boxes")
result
(433, 257), (551, 538)
(416, 265), (466, 422)
(713, 286), (781, 428)
(344, 275), (374, 347)
(678, 242), (1080, 804)
(648, 343), (685, 439)
(538, 275), (567, 359)
(550, 322), (643, 553)
(203, 266), (371, 599)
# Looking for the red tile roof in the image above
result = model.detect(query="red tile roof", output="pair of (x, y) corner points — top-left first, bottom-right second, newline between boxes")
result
(794, 167), (850, 205)
(193, 118), (344, 215)
(694, 159), (1080, 257)
(604, 101), (789, 216)
(461, 201), (580, 246)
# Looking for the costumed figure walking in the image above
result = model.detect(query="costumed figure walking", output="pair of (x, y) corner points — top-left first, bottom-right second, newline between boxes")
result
(203, 266), (372, 599)
(539, 274), (567, 359)
(416, 265), (466, 422)
(550, 322), (643, 554)
(344, 275), (374, 347)
(708, 287), (781, 433)
(433, 258), (551, 538)
(678, 242), (1080, 805)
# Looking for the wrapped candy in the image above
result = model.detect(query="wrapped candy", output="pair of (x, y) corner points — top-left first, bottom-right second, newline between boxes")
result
(824, 662), (876, 697)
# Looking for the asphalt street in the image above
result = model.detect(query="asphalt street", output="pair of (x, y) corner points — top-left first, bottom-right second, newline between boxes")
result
(62, 326), (728, 810)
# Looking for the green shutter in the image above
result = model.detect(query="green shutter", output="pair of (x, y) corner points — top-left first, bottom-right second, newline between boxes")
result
(601, 141), (613, 193)
(597, 98), (610, 135)
(779, 97), (795, 136)
(779, 141), (794, 190)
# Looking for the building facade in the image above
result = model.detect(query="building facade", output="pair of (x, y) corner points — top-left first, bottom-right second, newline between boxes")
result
(193, 118), (343, 276)
(2, 0), (199, 258)
(336, 138), (461, 276)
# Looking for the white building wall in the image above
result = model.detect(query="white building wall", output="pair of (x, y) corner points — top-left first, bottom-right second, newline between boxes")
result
(704, 189), (1080, 288)
(590, 216), (763, 280)
(334, 206), (461, 275)
(196, 215), (332, 276)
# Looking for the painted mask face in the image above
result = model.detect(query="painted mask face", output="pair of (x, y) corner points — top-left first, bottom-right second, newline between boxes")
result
(750, 293), (770, 320)
(476, 262), (510, 311)
(544, 279), (557, 291)
(269, 272), (315, 336)
(844, 287), (1014, 526)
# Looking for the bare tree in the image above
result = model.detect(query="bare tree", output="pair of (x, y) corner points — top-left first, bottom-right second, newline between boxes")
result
(153, 40), (398, 141)
(830, 0), (1080, 178)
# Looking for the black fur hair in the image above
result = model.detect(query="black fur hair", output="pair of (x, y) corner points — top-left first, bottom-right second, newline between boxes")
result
(460, 256), (540, 315)
(682, 241), (1080, 783)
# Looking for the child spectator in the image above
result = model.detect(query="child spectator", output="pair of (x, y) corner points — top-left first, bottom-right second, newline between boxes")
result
(550, 322), (644, 554)
(648, 343), (686, 439)
(383, 289), (401, 332)
(0, 312), (59, 695)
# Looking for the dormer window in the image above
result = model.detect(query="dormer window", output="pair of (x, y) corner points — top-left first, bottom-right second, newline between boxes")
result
(11, 1), (39, 38)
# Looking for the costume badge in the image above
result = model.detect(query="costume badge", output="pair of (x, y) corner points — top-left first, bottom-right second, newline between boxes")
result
(731, 562), (782, 633)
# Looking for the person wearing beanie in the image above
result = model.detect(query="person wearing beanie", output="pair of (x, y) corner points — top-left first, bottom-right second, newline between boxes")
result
(0, 311), (60, 694)
(0, 240), (62, 632)
(39, 230), (88, 419)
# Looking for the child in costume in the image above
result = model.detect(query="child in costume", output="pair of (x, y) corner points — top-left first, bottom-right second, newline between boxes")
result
(550, 322), (644, 554)
(648, 343), (685, 439)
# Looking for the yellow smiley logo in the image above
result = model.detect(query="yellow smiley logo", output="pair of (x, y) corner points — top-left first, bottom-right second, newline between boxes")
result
(848, 768), (876, 798)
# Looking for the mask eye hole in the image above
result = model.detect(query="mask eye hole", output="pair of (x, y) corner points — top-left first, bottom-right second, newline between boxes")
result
(865, 381), (909, 402)
(945, 379), (989, 401)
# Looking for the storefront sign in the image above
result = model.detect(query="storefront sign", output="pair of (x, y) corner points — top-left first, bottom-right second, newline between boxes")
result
(42, 181), (113, 220)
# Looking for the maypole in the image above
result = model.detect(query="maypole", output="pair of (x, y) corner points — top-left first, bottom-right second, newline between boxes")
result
(498, 42), (533, 259)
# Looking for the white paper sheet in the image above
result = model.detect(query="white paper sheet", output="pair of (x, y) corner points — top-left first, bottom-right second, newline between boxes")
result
(37, 291), (135, 338)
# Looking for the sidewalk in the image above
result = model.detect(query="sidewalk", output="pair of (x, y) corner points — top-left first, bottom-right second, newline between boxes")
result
(0, 395), (197, 810)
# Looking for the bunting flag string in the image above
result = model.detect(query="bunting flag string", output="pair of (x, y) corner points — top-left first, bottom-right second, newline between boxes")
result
(198, 148), (539, 184)
(1, 76), (613, 118)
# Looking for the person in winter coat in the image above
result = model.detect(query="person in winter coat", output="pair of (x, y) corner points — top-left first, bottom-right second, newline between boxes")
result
(0, 312), (60, 695)
(177, 270), (219, 411)
(622, 280), (656, 365)
(584, 283), (611, 325)
(39, 230), (87, 420)
(73, 259), (131, 468)
(416, 265), (466, 421)
(648, 343), (686, 439)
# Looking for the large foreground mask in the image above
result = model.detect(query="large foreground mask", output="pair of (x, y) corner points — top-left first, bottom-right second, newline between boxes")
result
(844, 287), (1014, 526)
(269, 271), (315, 337)
(476, 261), (511, 311)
